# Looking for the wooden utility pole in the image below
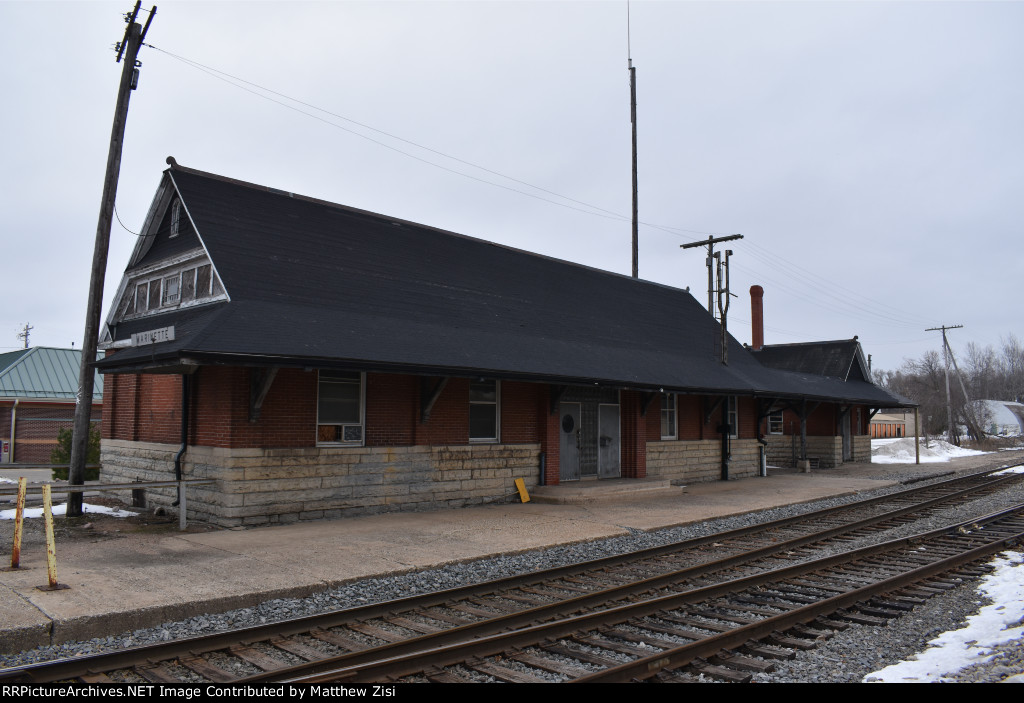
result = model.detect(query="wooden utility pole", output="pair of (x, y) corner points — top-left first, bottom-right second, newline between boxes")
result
(68, 3), (155, 516)
(16, 323), (33, 349)
(926, 324), (963, 447)
(716, 249), (733, 365)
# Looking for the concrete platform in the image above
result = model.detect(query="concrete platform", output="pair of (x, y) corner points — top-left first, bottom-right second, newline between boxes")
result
(1, 449), (1022, 655)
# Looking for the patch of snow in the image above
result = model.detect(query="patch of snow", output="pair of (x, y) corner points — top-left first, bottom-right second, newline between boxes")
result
(871, 438), (988, 464)
(0, 502), (138, 520)
(863, 550), (1024, 682)
(0, 477), (16, 484)
(992, 465), (1024, 475)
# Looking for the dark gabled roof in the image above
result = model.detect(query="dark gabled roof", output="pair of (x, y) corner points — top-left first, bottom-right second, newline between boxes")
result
(752, 339), (869, 381)
(0, 347), (103, 401)
(98, 163), (911, 408)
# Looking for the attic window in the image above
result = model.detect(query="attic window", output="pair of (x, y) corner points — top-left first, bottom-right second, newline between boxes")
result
(148, 279), (162, 310)
(195, 265), (212, 298)
(170, 200), (181, 238)
(181, 268), (196, 302)
(162, 274), (181, 306)
(136, 282), (149, 312)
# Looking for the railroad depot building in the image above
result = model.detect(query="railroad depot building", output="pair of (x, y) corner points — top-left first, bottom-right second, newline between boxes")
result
(96, 160), (910, 527)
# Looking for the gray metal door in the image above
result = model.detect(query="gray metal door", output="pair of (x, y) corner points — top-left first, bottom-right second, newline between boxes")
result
(598, 403), (621, 479)
(559, 402), (581, 481)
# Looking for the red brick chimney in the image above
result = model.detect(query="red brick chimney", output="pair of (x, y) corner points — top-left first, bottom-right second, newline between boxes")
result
(750, 285), (764, 350)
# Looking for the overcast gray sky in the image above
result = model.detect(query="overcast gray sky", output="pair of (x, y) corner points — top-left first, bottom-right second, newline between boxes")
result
(1, 0), (1021, 373)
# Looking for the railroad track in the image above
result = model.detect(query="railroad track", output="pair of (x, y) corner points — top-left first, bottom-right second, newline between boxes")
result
(307, 504), (1023, 684)
(2, 467), (1021, 684)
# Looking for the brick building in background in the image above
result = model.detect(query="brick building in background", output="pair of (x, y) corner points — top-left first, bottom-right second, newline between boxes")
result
(95, 160), (911, 527)
(0, 347), (103, 464)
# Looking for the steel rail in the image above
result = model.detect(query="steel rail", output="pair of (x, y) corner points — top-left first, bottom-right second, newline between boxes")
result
(281, 504), (1024, 683)
(229, 473), (1023, 682)
(0, 468), (1018, 683)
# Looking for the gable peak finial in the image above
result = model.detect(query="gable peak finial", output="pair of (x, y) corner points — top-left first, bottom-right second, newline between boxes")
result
(166, 156), (178, 167)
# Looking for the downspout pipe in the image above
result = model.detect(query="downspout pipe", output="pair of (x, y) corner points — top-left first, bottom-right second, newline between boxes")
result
(720, 400), (730, 480)
(172, 374), (190, 506)
(8, 399), (18, 463)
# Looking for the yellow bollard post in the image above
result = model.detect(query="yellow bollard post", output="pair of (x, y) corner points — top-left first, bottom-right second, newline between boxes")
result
(8, 477), (26, 570)
(514, 478), (530, 503)
(40, 484), (64, 590)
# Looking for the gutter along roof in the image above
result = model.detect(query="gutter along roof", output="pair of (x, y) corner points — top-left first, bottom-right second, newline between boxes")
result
(98, 162), (911, 408)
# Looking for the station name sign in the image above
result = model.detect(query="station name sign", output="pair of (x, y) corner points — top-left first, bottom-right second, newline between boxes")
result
(131, 326), (176, 346)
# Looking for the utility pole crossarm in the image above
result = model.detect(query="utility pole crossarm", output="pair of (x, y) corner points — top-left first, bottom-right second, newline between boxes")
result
(680, 234), (743, 316)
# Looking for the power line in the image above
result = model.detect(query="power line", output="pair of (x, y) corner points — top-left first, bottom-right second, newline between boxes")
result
(113, 203), (141, 236)
(146, 44), (945, 332)
(741, 241), (940, 328)
(146, 44), (737, 239)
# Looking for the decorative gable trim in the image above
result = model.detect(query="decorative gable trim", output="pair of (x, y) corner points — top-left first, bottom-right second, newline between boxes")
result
(102, 166), (231, 345)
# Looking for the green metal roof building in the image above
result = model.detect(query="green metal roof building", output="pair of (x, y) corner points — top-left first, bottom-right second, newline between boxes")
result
(1, 347), (104, 464)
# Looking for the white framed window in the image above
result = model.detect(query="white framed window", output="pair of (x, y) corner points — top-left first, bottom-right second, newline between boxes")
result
(469, 379), (499, 442)
(170, 200), (182, 238)
(728, 396), (739, 439)
(162, 274), (181, 306)
(147, 278), (162, 310)
(181, 267), (197, 302)
(196, 265), (212, 298)
(316, 371), (365, 445)
(768, 410), (784, 435)
(660, 392), (677, 440)
(135, 282), (149, 312)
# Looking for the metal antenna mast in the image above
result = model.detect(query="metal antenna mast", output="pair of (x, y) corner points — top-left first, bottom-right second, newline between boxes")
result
(628, 2), (639, 278)
(68, 2), (156, 517)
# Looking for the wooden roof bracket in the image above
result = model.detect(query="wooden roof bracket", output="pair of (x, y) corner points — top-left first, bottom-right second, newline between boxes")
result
(704, 396), (725, 425)
(641, 392), (657, 417)
(550, 385), (568, 415)
(757, 397), (789, 420)
(795, 400), (821, 419)
(249, 367), (278, 422)
(421, 377), (450, 423)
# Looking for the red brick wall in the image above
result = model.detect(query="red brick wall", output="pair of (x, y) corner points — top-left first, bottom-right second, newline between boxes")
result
(499, 381), (541, 443)
(365, 373), (417, 446)
(760, 403), (863, 437)
(102, 368), (550, 450)
(620, 390), (646, 478)
(413, 377), (469, 445)
(137, 374), (182, 444)
(736, 397), (757, 438)
(2, 401), (101, 464)
(538, 393), (560, 485)
(679, 395), (704, 440)
(645, 394), (762, 442)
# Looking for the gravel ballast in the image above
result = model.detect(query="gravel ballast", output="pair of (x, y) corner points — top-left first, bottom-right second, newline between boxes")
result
(2, 462), (1023, 682)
